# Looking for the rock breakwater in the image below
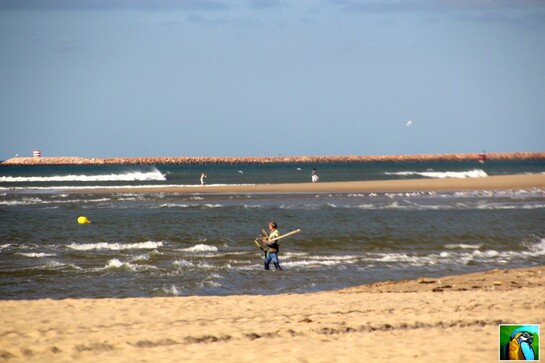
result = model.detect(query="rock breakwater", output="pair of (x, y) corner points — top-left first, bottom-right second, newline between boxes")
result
(2, 152), (544, 166)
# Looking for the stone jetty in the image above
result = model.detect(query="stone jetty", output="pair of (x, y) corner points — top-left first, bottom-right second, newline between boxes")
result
(2, 152), (544, 166)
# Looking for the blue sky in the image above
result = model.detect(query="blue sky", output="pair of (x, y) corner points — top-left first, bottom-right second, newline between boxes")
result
(1, 0), (544, 159)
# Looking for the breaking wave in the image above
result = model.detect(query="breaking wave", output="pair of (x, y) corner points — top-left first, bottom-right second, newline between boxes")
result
(0, 168), (166, 182)
(181, 244), (219, 253)
(68, 241), (164, 251)
(15, 252), (57, 258)
(385, 169), (488, 179)
(102, 258), (157, 272)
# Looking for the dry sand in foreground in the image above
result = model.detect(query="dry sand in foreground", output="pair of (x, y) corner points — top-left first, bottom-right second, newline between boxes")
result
(73, 173), (545, 194)
(1, 265), (544, 362)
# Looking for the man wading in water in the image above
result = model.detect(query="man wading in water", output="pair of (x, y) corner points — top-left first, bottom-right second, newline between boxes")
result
(262, 221), (282, 270)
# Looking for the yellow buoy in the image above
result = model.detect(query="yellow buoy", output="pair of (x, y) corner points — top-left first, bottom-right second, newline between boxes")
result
(77, 216), (91, 224)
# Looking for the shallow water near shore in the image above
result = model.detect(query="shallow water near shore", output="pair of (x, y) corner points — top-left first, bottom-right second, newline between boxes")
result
(1, 161), (545, 299)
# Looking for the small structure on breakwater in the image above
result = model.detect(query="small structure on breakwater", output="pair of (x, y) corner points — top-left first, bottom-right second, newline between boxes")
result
(478, 151), (487, 164)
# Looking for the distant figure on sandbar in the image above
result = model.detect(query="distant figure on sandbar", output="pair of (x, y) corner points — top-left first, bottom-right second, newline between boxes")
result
(311, 168), (319, 183)
(200, 173), (207, 186)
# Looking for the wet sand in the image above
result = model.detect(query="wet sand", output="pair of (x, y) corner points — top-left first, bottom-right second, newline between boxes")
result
(74, 173), (545, 194)
(0, 266), (543, 362)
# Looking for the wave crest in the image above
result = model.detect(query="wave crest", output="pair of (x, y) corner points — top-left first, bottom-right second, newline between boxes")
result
(386, 169), (488, 179)
(0, 168), (166, 183)
(181, 244), (218, 252)
(68, 241), (163, 251)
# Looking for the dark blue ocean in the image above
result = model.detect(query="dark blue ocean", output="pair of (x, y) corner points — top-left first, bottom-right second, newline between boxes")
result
(1, 161), (544, 299)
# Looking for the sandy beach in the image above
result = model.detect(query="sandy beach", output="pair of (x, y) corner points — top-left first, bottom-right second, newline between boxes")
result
(0, 265), (543, 362)
(75, 172), (545, 194)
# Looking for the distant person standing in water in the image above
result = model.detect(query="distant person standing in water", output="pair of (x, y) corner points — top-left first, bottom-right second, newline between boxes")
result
(262, 221), (282, 270)
(311, 168), (319, 183)
(200, 173), (207, 186)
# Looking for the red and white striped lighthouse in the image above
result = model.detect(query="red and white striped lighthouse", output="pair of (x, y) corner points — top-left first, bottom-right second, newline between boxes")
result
(33, 149), (42, 158)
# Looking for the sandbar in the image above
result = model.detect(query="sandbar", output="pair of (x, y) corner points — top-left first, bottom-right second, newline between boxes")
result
(73, 173), (545, 194)
(0, 265), (543, 362)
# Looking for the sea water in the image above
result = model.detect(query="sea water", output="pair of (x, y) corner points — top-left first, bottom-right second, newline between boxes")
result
(1, 161), (544, 299)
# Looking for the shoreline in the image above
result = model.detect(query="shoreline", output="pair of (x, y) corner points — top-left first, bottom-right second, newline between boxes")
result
(2, 151), (545, 165)
(1, 265), (543, 362)
(71, 173), (545, 194)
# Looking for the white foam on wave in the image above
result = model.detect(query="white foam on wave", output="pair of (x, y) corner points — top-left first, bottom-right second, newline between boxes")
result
(103, 258), (158, 272)
(283, 252), (309, 258)
(164, 285), (182, 296)
(279, 203), (327, 211)
(39, 261), (82, 270)
(181, 244), (218, 253)
(523, 236), (545, 255)
(202, 204), (223, 208)
(80, 198), (111, 204)
(0, 183), (254, 191)
(173, 260), (216, 269)
(156, 203), (191, 209)
(0, 197), (42, 206)
(106, 258), (125, 269)
(201, 280), (222, 288)
(354, 203), (379, 210)
(475, 203), (545, 210)
(362, 240), (545, 267)
(385, 169), (488, 179)
(348, 197), (545, 211)
(160, 203), (224, 209)
(368, 253), (434, 266)
(281, 259), (356, 268)
(0, 197), (115, 206)
(16, 252), (56, 258)
(68, 241), (163, 251)
(313, 255), (361, 261)
(131, 254), (150, 262)
(444, 243), (482, 250)
(104, 258), (136, 271)
(0, 168), (166, 183)
(278, 255), (360, 269)
(173, 259), (194, 267)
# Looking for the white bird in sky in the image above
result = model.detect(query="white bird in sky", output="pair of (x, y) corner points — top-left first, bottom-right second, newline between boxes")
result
(406, 120), (413, 127)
